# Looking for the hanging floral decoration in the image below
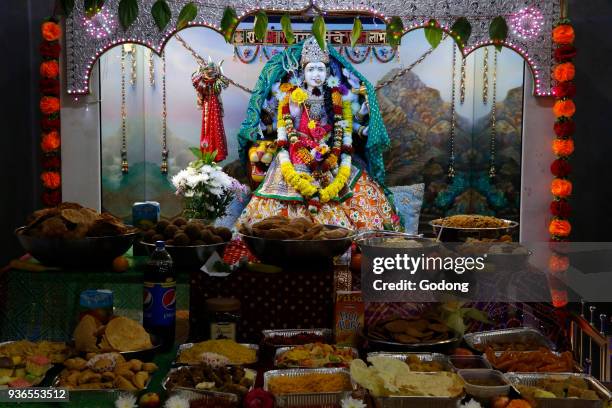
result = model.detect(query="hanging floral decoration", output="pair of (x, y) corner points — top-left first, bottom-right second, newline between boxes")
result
(549, 19), (576, 243)
(40, 18), (62, 207)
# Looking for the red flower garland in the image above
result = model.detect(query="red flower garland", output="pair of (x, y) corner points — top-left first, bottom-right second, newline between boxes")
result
(39, 18), (62, 207)
(549, 20), (576, 242)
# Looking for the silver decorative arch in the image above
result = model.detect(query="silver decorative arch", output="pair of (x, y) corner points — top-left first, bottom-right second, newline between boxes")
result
(65, 0), (560, 95)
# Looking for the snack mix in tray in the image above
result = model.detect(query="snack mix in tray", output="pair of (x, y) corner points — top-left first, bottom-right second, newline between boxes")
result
(164, 365), (254, 398)
(57, 353), (158, 390)
(0, 341), (71, 388)
(432, 215), (508, 229)
(267, 372), (352, 395)
(485, 347), (574, 372)
(241, 216), (349, 240)
(276, 343), (355, 368)
(178, 340), (257, 365)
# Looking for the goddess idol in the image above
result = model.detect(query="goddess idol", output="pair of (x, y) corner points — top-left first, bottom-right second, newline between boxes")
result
(237, 37), (399, 231)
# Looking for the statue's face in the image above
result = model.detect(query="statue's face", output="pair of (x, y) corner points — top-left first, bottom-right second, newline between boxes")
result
(304, 62), (327, 88)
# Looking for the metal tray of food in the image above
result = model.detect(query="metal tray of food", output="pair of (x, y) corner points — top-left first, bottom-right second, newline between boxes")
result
(174, 343), (259, 366)
(366, 352), (453, 372)
(274, 345), (358, 368)
(506, 372), (612, 408)
(464, 327), (556, 352)
(368, 371), (464, 408)
(162, 366), (257, 401)
(261, 328), (333, 345)
(52, 373), (152, 397)
(264, 367), (354, 407)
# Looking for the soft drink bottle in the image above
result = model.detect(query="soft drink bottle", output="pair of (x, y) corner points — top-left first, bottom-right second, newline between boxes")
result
(143, 241), (176, 351)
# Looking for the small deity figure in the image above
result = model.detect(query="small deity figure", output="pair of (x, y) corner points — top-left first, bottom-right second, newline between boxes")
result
(238, 37), (399, 230)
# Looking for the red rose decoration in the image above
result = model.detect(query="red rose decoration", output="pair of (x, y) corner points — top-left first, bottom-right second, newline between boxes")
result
(552, 82), (576, 99)
(554, 45), (577, 62)
(243, 388), (275, 408)
(42, 156), (61, 169)
(42, 190), (61, 207)
(41, 117), (60, 130)
(40, 78), (60, 96)
(550, 158), (572, 177)
(40, 42), (61, 58)
(553, 120), (576, 137)
(550, 200), (571, 218)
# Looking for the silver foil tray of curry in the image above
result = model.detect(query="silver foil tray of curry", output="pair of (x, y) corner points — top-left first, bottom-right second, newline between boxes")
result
(506, 372), (612, 408)
(162, 365), (256, 401)
(366, 352), (453, 372)
(464, 327), (556, 353)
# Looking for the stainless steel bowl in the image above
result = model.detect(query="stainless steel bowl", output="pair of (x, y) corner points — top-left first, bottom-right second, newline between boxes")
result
(238, 225), (353, 266)
(15, 227), (137, 268)
(141, 241), (227, 268)
(363, 327), (462, 354)
(429, 219), (519, 242)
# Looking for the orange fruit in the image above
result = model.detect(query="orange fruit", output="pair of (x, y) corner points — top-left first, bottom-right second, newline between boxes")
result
(112, 256), (129, 272)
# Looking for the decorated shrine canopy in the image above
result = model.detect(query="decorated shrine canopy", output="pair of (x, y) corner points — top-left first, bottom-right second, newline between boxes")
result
(65, 0), (560, 96)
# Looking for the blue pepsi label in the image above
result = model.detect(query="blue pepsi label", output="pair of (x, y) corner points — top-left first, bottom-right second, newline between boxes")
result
(143, 281), (176, 326)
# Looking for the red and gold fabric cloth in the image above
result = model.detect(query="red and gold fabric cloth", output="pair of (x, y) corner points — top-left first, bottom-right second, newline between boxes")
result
(192, 75), (228, 162)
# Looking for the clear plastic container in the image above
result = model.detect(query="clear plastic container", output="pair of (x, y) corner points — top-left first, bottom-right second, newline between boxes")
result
(457, 369), (510, 400)
(449, 355), (492, 370)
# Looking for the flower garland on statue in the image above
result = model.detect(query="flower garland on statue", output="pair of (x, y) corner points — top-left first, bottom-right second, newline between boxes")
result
(549, 21), (576, 241)
(275, 76), (354, 213)
(40, 18), (62, 207)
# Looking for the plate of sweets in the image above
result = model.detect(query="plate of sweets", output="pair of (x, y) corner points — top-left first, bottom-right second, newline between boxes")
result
(176, 339), (258, 366)
(0, 340), (72, 388)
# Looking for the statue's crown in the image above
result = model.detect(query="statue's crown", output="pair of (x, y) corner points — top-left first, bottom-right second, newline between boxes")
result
(300, 36), (330, 67)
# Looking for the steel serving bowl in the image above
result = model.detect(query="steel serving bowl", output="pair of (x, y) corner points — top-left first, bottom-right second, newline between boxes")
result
(141, 241), (227, 269)
(363, 327), (462, 354)
(429, 219), (519, 242)
(15, 226), (137, 268)
(238, 225), (354, 266)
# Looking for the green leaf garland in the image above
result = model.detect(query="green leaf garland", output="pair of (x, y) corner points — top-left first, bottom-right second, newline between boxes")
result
(151, 0), (171, 31)
(312, 16), (327, 51)
(424, 19), (443, 49)
(351, 17), (363, 48)
(281, 14), (295, 44)
(118, 0), (138, 30)
(451, 17), (472, 48)
(177, 2), (198, 30)
(253, 11), (268, 42)
(386, 16), (404, 47)
(220, 7), (239, 43)
(489, 16), (509, 52)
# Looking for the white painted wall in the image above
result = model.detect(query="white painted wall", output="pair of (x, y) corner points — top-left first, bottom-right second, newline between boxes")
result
(520, 67), (556, 242)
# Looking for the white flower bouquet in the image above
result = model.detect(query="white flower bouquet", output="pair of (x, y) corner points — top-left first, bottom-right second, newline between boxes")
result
(172, 148), (247, 221)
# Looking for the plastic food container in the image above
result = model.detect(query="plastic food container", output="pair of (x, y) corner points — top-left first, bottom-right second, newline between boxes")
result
(458, 369), (511, 400)
(449, 355), (492, 370)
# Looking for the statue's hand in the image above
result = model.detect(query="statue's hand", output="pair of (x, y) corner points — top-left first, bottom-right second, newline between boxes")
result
(358, 101), (370, 117)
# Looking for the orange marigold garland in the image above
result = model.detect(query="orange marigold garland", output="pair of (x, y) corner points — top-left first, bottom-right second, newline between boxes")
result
(40, 18), (62, 207)
(549, 18), (576, 243)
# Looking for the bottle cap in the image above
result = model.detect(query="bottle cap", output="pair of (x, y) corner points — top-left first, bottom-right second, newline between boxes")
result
(155, 240), (165, 249)
(205, 297), (241, 312)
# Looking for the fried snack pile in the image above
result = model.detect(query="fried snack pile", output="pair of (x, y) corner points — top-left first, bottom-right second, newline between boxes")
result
(368, 316), (453, 344)
(267, 372), (352, 395)
(164, 365), (254, 398)
(242, 216), (350, 240)
(0, 341), (70, 364)
(57, 353), (157, 390)
(516, 376), (600, 403)
(432, 215), (508, 229)
(350, 356), (464, 398)
(405, 355), (447, 372)
(485, 347), (574, 372)
(141, 218), (232, 246)
(178, 340), (257, 365)
(74, 315), (153, 353)
(22, 202), (132, 238)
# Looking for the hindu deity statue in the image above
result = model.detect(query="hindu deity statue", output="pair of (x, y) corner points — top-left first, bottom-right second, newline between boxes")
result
(237, 37), (399, 230)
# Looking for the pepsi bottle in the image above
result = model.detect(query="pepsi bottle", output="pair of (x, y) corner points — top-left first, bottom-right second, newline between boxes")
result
(143, 241), (176, 351)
